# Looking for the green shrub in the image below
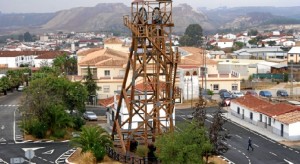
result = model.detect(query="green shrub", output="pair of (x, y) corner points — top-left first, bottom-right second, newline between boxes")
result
(52, 129), (66, 139)
(72, 116), (85, 131)
(136, 145), (149, 157)
(92, 142), (106, 161)
(30, 120), (48, 138)
(207, 89), (214, 95)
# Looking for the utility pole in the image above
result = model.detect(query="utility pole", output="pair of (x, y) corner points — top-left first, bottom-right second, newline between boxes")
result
(290, 61), (294, 97)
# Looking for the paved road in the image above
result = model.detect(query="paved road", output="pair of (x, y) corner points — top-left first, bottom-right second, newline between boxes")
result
(0, 92), (72, 164)
(0, 142), (73, 163)
(176, 107), (300, 164)
(0, 92), (22, 144)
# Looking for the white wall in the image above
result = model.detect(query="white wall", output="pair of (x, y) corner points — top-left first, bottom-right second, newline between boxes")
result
(288, 122), (300, 140)
(0, 57), (17, 67)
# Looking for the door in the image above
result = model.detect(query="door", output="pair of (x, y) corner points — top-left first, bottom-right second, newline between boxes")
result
(281, 124), (284, 137)
(242, 109), (244, 119)
(265, 117), (267, 128)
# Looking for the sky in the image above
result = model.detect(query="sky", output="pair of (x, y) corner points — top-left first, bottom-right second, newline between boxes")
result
(0, 0), (299, 13)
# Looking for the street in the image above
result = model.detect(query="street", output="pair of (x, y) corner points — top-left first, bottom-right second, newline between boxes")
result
(0, 92), (72, 164)
(176, 107), (300, 164)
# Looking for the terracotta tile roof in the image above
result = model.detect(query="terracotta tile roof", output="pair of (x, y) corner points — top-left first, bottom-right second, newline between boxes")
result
(179, 47), (217, 65)
(135, 81), (166, 92)
(99, 96), (117, 107)
(258, 103), (299, 117)
(77, 48), (103, 56)
(231, 95), (272, 112)
(218, 38), (233, 42)
(78, 48), (127, 66)
(104, 37), (123, 44)
(35, 51), (70, 59)
(275, 110), (300, 124)
(0, 51), (54, 57)
(96, 59), (126, 67)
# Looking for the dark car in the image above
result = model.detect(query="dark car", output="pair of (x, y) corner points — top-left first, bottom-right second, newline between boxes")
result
(219, 89), (228, 95)
(259, 90), (272, 98)
(220, 91), (232, 99)
(245, 90), (258, 96)
(277, 90), (288, 97)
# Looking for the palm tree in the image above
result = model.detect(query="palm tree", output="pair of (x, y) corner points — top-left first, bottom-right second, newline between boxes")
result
(71, 125), (112, 161)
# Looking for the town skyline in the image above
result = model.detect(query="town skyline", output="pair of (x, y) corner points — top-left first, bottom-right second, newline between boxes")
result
(0, 0), (300, 13)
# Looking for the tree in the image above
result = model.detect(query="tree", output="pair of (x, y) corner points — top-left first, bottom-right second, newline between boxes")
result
(24, 32), (33, 42)
(267, 41), (276, 47)
(84, 66), (99, 104)
(19, 75), (88, 138)
(234, 42), (244, 49)
(248, 29), (258, 36)
(179, 24), (203, 47)
(0, 76), (11, 95)
(155, 122), (212, 164)
(248, 38), (258, 46)
(71, 125), (112, 161)
(53, 53), (77, 75)
(209, 108), (228, 154)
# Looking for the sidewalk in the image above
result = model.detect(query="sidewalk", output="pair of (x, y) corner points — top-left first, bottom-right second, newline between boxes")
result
(223, 108), (285, 142)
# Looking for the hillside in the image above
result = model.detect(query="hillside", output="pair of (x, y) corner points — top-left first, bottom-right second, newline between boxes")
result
(1, 4), (300, 35)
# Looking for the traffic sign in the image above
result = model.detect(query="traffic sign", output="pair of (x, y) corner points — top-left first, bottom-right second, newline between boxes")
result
(225, 99), (230, 106)
(10, 157), (25, 164)
(25, 149), (35, 160)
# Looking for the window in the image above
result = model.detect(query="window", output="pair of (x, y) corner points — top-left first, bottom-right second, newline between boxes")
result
(103, 86), (110, 93)
(290, 54), (294, 57)
(119, 70), (125, 77)
(237, 107), (240, 114)
(104, 70), (110, 77)
(259, 114), (262, 122)
(268, 117), (271, 126)
(250, 112), (253, 120)
(213, 84), (219, 91)
(232, 84), (238, 91)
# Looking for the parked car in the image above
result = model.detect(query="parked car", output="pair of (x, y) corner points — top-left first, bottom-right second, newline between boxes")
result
(219, 89), (228, 95)
(83, 111), (98, 121)
(245, 90), (258, 96)
(17, 85), (25, 92)
(220, 91), (232, 99)
(232, 91), (244, 98)
(259, 90), (272, 98)
(276, 90), (288, 97)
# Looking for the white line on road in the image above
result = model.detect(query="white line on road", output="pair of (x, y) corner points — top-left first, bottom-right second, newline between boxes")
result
(269, 152), (278, 156)
(295, 151), (299, 154)
(284, 159), (294, 164)
(235, 134), (242, 139)
(253, 144), (259, 147)
(206, 120), (213, 123)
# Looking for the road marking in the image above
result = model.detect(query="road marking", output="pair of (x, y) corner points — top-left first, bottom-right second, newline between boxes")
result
(206, 120), (213, 123)
(1, 125), (4, 130)
(269, 152), (277, 156)
(269, 140), (275, 143)
(42, 149), (54, 154)
(284, 159), (294, 164)
(295, 151), (299, 154)
(206, 114), (213, 118)
(289, 148), (293, 151)
(0, 137), (6, 142)
(22, 147), (45, 151)
(235, 134), (242, 139)
(253, 144), (259, 147)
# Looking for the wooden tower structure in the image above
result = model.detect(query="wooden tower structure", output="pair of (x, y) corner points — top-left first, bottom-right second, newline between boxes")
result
(112, 0), (179, 153)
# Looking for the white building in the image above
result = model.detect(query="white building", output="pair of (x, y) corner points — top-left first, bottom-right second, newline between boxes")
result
(217, 39), (234, 49)
(230, 95), (300, 141)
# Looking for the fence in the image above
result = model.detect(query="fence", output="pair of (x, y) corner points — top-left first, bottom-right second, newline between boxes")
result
(105, 146), (159, 164)
(252, 73), (284, 80)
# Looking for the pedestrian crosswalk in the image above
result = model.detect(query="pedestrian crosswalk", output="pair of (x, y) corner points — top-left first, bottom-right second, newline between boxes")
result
(0, 158), (8, 164)
(0, 104), (20, 107)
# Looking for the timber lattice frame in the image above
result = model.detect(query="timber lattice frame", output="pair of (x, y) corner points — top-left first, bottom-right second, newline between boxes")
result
(112, 0), (179, 154)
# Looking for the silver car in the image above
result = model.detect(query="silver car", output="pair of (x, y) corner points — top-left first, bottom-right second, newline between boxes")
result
(83, 111), (98, 121)
(232, 91), (244, 98)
